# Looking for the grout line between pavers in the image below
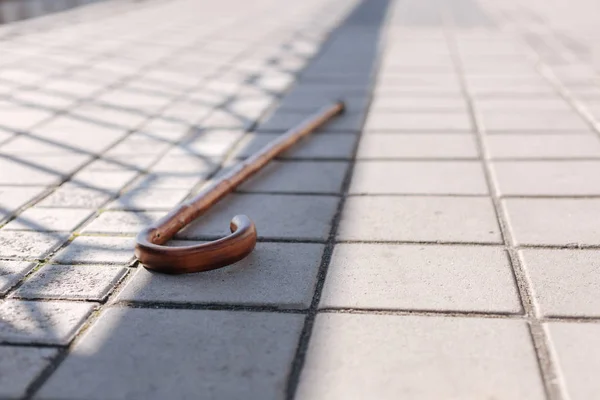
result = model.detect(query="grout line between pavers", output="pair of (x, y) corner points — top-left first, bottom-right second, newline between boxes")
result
(18, 9), (345, 398)
(443, 9), (564, 400)
(283, 2), (395, 399)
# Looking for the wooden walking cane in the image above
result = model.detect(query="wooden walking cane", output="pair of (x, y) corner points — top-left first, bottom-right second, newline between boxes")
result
(135, 101), (345, 274)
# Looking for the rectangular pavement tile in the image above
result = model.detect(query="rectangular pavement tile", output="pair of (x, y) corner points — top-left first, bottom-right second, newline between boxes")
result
(364, 112), (472, 131)
(239, 161), (348, 194)
(356, 133), (479, 159)
(296, 314), (545, 400)
(503, 198), (600, 246)
(338, 196), (501, 243)
(37, 308), (304, 400)
(519, 249), (600, 317)
(0, 346), (58, 399)
(546, 322), (600, 400)
(349, 161), (488, 195)
(257, 110), (365, 133)
(82, 211), (163, 235)
(51, 236), (134, 265)
(0, 231), (68, 259)
(370, 96), (467, 112)
(176, 193), (339, 241)
(14, 264), (127, 301)
(119, 242), (323, 308)
(232, 132), (358, 160)
(106, 187), (190, 211)
(0, 260), (36, 296)
(492, 161), (600, 196)
(3, 208), (94, 232)
(486, 134), (600, 159)
(479, 111), (590, 132)
(320, 244), (521, 313)
(0, 300), (95, 345)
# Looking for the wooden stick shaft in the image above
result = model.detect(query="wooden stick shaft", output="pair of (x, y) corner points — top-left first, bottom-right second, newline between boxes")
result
(147, 101), (345, 245)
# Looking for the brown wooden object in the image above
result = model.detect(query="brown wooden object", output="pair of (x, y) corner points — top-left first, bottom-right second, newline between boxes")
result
(135, 101), (345, 274)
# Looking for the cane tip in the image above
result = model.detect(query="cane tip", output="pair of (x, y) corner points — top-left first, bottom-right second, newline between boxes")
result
(334, 99), (346, 114)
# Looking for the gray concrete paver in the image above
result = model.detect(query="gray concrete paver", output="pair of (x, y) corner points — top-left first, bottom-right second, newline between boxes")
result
(0, 300), (95, 345)
(546, 322), (600, 400)
(338, 196), (502, 243)
(118, 242), (323, 307)
(1, 0), (599, 398)
(296, 314), (546, 400)
(13, 264), (127, 301)
(36, 308), (304, 400)
(321, 244), (521, 312)
(176, 193), (339, 241)
(0, 346), (58, 399)
(520, 249), (600, 317)
(349, 161), (488, 194)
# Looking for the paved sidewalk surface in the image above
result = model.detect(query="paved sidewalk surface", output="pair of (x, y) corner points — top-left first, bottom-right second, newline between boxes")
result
(1, 0), (600, 399)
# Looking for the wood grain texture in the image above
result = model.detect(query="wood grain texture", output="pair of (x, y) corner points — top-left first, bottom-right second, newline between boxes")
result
(135, 101), (345, 274)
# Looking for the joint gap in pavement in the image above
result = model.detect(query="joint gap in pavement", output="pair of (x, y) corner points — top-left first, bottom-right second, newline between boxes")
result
(442, 10), (565, 400)
(20, 13), (345, 399)
(284, 1), (395, 398)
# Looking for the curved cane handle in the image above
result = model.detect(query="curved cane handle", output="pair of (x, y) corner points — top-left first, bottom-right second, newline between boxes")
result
(134, 101), (345, 274)
(135, 215), (257, 274)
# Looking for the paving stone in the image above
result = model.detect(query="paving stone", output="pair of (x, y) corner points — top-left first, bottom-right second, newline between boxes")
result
(233, 132), (358, 160)
(177, 194), (338, 241)
(69, 170), (139, 192)
(36, 185), (114, 208)
(321, 244), (520, 312)
(82, 211), (163, 235)
(0, 157), (64, 186)
(372, 96), (468, 112)
(479, 111), (590, 132)
(96, 89), (171, 114)
(258, 110), (364, 132)
(200, 109), (255, 130)
(0, 346), (58, 399)
(356, 133), (479, 159)
(107, 187), (190, 210)
(474, 97), (574, 111)
(0, 186), (46, 222)
(0, 231), (68, 259)
(0, 260), (36, 296)
(127, 173), (203, 190)
(486, 134), (600, 159)
(277, 94), (369, 113)
(493, 161), (600, 196)
(0, 300), (95, 345)
(51, 236), (135, 265)
(376, 75), (461, 91)
(118, 242), (323, 307)
(69, 103), (149, 130)
(350, 161), (488, 195)
(37, 308), (304, 400)
(338, 196), (501, 243)
(86, 154), (157, 172)
(14, 264), (127, 301)
(106, 133), (172, 156)
(519, 249), (600, 317)
(546, 322), (600, 400)
(364, 112), (472, 131)
(149, 155), (220, 177)
(32, 116), (126, 152)
(238, 161), (348, 194)
(296, 314), (545, 400)
(169, 130), (244, 158)
(3, 208), (94, 232)
(0, 104), (54, 131)
(503, 198), (600, 246)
